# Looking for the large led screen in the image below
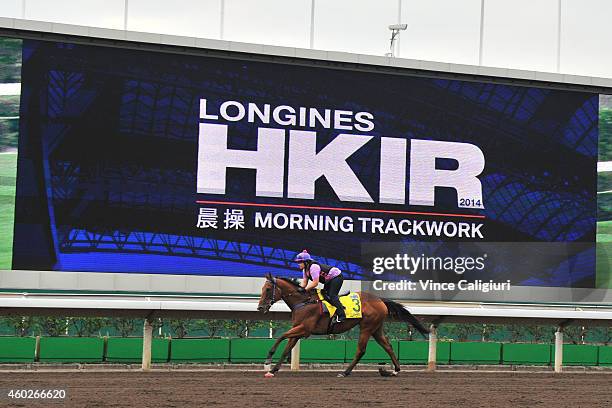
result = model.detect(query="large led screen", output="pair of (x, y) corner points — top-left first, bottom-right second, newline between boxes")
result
(1, 37), (610, 303)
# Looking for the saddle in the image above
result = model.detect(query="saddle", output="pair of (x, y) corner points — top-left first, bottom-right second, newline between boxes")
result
(316, 290), (362, 319)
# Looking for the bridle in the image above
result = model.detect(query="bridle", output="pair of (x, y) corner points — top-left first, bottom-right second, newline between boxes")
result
(266, 277), (280, 308)
(264, 277), (315, 311)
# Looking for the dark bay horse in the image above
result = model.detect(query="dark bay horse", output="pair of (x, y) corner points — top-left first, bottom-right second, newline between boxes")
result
(257, 273), (428, 377)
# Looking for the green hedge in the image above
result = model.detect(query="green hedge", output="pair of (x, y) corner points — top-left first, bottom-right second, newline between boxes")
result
(450, 342), (501, 364)
(557, 344), (599, 366)
(39, 337), (104, 363)
(0, 337), (36, 362)
(398, 341), (427, 364)
(598, 346), (612, 366)
(344, 340), (399, 363)
(301, 339), (345, 363)
(106, 338), (169, 363)
(170, 339), (230, 362)
(502, 343), (551, 365)
(398, 341), (450, 364)
(0, 336), (609, 366)
(229, 338), (284, 363)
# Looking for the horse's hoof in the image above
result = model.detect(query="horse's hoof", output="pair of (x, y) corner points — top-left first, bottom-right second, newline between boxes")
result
(264, 372), (275, 378)
(337, 372), (350, 378)
(378, 368), (399, 377)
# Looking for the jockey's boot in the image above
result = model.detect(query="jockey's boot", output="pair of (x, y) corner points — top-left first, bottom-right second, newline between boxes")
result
(330, 298), (346, 323)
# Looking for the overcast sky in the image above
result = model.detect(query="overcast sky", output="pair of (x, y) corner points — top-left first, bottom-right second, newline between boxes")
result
(1, 0), (611, 78)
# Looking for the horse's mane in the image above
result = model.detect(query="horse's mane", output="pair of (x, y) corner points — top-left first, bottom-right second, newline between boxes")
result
(278, 277), (301, 288)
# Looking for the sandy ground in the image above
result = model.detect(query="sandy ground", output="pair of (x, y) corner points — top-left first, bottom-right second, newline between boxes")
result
(1, 370), (611, 407)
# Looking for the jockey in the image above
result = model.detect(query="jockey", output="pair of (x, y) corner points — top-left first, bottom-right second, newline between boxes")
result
(295, 250), (346, 323)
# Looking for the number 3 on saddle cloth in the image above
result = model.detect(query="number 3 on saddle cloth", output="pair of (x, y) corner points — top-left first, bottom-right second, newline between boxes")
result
(316, 290), (362, 319)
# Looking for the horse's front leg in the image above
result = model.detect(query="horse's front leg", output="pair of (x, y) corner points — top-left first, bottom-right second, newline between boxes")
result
(264, 335), (289, 369)
(268, 337), (299, 375)
(264, 324), (308, 376)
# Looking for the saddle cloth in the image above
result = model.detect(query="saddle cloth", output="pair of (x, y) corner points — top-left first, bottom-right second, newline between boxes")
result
(316, 290), (362, 319)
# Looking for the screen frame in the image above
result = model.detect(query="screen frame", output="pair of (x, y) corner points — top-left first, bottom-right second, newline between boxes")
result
(1, 28), (611, 306)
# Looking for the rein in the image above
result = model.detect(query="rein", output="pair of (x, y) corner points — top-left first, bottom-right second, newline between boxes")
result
(290, 299), (318, 311)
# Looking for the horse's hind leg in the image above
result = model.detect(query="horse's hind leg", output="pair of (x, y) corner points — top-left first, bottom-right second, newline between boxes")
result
(372, 326), (401, 376)
(339, 329), (372, 377)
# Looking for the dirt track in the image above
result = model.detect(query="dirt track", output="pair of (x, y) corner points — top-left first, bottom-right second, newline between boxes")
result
(1, 370), (611, 407)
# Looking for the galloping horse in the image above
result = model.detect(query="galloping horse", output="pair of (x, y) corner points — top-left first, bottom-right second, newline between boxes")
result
(257, 273), (429, 377)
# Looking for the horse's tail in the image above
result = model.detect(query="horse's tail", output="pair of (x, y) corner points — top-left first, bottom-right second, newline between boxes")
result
(382, 298), (429, 337)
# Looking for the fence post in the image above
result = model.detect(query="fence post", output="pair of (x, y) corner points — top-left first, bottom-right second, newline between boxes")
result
(427, 325), (437, 372)
(167, 336), (172, 363)
(102, 335), (108, 362)
(291, 339), (301, 371)
(34, 335), (41, 362)
(142, 318), (153, 371)
(554, 327), (563, 373)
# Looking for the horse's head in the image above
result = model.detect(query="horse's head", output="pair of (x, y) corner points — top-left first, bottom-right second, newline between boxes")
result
(257, 272), (282, 314)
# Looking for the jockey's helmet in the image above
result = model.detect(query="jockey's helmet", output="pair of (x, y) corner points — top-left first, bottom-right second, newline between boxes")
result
(294, 250), (312, 263)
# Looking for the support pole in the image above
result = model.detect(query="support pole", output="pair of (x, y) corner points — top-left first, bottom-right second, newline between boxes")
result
(556, 0), (562, 73)
(142, 318), (153, 371)
(554, 327), (563, 373)
(291, 339), (301, 371)
(427, 324), (437, 372)
(309, 0), (315, 49)
(34, 335), (40, 362)
(123, 0), (129, 31)
(478, 0), (485, 65)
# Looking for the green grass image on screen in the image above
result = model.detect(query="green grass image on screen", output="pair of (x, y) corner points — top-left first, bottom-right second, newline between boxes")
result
(0, 151), (16, 270)
(597, 101), (612, 289)
(596, 221), (612, 289)
(0, 35), (22, 271)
